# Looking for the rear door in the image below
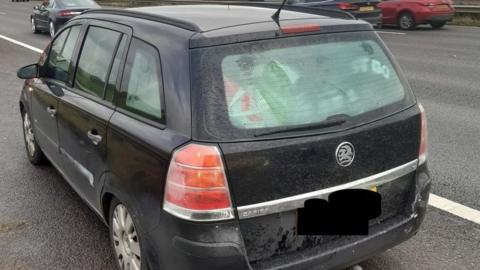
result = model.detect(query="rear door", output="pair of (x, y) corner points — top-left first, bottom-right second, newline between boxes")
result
(30, 24), (81, 163)
(56, 21), (130, 206)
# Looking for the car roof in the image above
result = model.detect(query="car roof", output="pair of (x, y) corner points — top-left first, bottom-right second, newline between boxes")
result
(81, 4), (372, 48)
(128, 5), (325, 33)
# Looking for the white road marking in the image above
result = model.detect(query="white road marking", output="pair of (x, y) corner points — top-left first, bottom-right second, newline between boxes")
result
(0, 34), (43, 54)
(0, 12), (6, 15)
(429, 194), (480, 225)
(376, 31), (406, 35)
(1, 33), (480, 226)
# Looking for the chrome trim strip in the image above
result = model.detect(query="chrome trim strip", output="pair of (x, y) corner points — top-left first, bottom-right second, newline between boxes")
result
(237, 159), (418, 220)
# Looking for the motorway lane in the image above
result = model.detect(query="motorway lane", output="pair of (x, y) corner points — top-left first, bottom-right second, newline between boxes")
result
(379, 26), (480, 211)
(0, 1), (51, 49)
(1, 1), (480, 269)
(0, 40), (115, 269)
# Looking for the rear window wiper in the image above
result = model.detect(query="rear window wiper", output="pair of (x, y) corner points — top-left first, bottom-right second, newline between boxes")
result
(254, 115), (348, 137)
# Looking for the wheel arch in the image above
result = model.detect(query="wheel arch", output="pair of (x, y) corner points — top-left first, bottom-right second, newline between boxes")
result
(397, 9), (417, 24)
(101, 191), (115, 225)
(100, 172), (163, 232)
(19, 101), (25, 114)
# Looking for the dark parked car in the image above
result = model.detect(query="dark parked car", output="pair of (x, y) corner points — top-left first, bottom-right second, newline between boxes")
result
(30, 0), (99, 37)
(17, 4), (431, 270)
(378, 0), (455, 30)
(288, 0), (382, 27)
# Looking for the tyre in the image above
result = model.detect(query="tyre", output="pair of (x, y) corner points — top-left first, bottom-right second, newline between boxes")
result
(398, 12), (415, 30)
(109, 198), (148, 270)
(49, 21), (56, 38)
(431, 22), (446, 29)
(22, 110), (48, 165)
(31, 18), (39, 34)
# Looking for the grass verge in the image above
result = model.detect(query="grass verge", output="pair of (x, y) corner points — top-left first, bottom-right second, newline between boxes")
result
(449, 13), (480, 27)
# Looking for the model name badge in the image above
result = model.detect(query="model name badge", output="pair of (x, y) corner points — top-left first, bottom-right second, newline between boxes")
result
(241, 207), (270, 218)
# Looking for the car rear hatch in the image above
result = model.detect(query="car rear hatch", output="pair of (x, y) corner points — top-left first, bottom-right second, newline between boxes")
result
(190, 30), (420, 266)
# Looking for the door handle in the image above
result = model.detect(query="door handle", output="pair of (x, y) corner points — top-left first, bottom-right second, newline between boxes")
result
(87, 130), (102, 145)
(46, 106), (56, 117)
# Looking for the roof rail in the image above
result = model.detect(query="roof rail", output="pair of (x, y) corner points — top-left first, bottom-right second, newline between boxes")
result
(81, 9), (202, 32)
(163, 0), (356, 20)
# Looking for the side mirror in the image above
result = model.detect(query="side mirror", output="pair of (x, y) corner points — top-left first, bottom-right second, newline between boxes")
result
(17, 64), (39, 79)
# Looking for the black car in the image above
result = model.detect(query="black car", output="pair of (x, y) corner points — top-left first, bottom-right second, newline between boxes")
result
(288, 0), (382, 26)
(30, 0), (99, 37)
(17, 4), (430, 270)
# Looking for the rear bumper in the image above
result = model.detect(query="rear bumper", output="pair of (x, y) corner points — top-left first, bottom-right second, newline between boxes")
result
(147, 164), (431, 270)
(415, 9), (455, 24)
(424, 14), (454, 24)
(53, 16), (74, 30)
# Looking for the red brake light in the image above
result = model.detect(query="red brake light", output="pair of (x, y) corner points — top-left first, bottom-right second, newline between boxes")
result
(419, 104), (428, 165)
(163, 144), (234, 221)
(58, 10), (73, 17)
(281, 24), (321, 34)
(337, 2), (358, 10)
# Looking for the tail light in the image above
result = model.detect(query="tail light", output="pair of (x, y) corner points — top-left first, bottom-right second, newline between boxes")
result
(281, 23), (321, 34)
(163, 143), (234, 221)
(58, 10), (73, 17)
(337, 2), (358, 10)
(418, 104), (428, 165)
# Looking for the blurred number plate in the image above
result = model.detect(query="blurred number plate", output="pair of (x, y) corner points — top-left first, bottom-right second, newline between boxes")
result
(360, 6), (375, 12)
(434, 4), (450, 11)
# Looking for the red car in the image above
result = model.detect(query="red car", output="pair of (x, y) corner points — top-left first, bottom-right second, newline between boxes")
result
(378, 0), (455, 29)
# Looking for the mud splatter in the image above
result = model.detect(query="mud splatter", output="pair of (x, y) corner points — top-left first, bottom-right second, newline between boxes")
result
(0, 220), (27, 235)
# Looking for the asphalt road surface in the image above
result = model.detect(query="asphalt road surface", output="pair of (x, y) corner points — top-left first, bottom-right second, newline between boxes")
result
(1, 1), (480, 270)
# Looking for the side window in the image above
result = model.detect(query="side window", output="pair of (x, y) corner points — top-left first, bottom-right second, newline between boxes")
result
(74, 26), (122, 99)
(105, 36), (127, 103)
(119, 39), (164, 123)
(46, 25), (81, 83)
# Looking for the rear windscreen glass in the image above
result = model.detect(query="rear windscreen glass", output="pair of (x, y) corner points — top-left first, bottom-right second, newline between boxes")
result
(191, 31), (415, 140)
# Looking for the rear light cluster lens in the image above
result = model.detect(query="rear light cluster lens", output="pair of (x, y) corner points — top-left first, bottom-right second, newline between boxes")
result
(418, 104), (428, 165)
(337, 2), (359, 10)
(163, 144), (234, 221)
(58, 11), (73, 17)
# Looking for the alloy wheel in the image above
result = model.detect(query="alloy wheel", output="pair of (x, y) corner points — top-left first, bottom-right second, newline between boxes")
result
(31, 18), (36, 33)
(112, 204), (142, 270)
(399, 14), (414, 30)
(23, 113), (36, 157)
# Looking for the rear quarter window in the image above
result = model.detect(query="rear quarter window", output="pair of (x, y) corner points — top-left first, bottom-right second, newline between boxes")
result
(191, 31), (415, 141)
(118, 38), (165, 124)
